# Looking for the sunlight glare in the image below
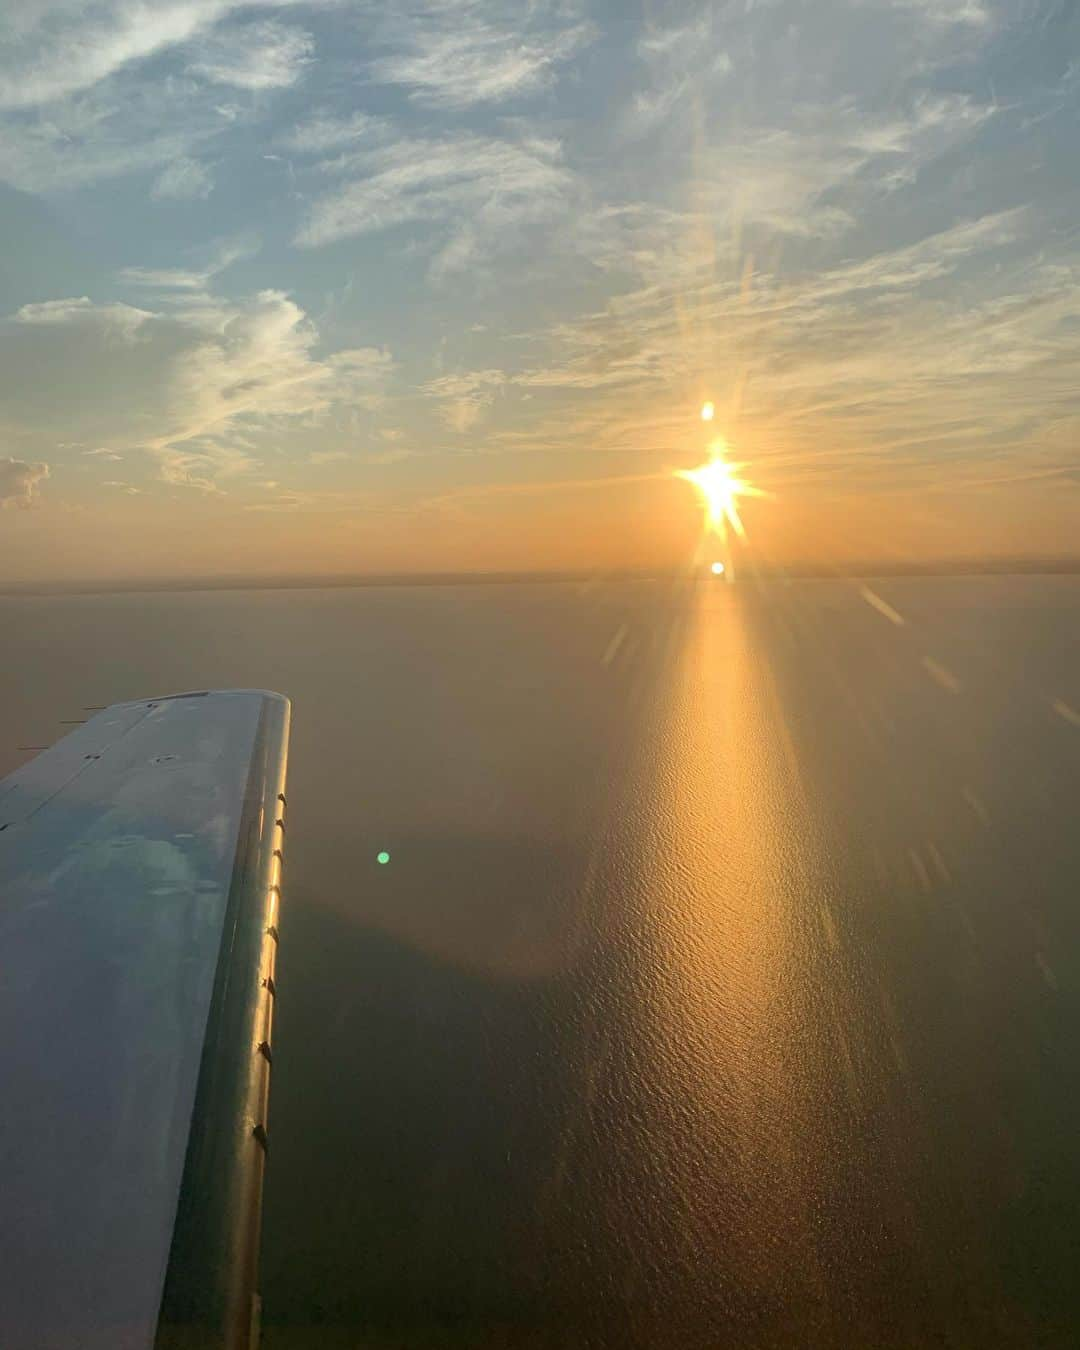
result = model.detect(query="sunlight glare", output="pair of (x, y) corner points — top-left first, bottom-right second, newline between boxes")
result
(676, 442), (763, 541)
(701, 402), (715, 422)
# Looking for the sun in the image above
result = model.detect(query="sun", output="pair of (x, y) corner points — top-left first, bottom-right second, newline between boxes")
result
(676, 443), (762, 540)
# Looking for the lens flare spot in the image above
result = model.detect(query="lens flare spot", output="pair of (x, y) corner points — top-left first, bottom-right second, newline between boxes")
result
(711, 561), (725, 576)
(701, 402), (715, 422)
(377, 850), (391, 865)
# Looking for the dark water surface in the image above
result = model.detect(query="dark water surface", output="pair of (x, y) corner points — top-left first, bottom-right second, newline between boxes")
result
(3, 577), (1080, 1348)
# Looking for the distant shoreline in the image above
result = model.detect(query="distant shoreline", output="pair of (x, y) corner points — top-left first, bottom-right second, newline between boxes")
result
(2, 558), (1080, 598)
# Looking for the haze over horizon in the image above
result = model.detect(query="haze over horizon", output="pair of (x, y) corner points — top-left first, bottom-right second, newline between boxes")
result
(1, 0), (1078, 584)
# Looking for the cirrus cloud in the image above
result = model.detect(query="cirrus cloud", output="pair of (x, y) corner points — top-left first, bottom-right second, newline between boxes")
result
(186, 19), (315, 90)
(0, 1), (326, 110)
(295, 132), (575, 278)
(151, 155), (214, 200)
(365, 7), (594, 110)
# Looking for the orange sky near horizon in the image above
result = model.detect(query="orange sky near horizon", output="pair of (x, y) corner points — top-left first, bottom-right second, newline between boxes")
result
(3, 454), (1076, 586)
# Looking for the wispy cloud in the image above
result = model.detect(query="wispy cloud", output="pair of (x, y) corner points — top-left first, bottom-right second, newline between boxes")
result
(148, 292), (394, 485)
(16, 295), (154, 338)
(510, 210), (1028, 398)
(4, 285), (395, 491)
(277, 110), (386, 154)
(0, 1), (326, 110)
(243, 491), (309, 512)
(0, 458), (50, 508)
(365, 446), (415, 465)
(487, 204), (1080, 501)
(416, 200), (1080, 496)
(879, 0), (991, 27)
(691, 93), (992, 241)
(186, 19), (314, 90)
(365, 3), (593, 110)
(117, 267), (208, 290)
(0, 68), (231, 193)
(117, 236), (258, 292)
(0, 1), (227, 110)
(151, 155), (214, 200)
(424, 369), (506, 431)
(0, 6), (324, 196)
(0, 119), (193, 195)
(629, 13), (730, 136)
(296, 132), (574, 276)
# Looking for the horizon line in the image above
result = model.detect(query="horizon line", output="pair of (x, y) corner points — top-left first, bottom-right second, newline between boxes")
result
(3, 556), (1080, 598)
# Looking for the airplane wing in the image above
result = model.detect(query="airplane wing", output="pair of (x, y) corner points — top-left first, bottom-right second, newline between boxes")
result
(0, 689), (290, 1350)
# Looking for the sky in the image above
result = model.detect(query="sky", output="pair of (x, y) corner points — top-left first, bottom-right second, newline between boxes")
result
(0, 0), (1078, 583)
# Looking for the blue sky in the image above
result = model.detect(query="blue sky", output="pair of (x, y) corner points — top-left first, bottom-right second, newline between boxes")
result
(1, 0), (1078, 579)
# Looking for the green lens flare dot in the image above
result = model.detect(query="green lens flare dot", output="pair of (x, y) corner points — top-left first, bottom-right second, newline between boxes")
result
(377, 851), (391, 865)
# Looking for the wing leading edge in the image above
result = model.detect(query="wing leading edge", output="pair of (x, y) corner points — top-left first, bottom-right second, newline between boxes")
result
(0, 689), (290, 1350)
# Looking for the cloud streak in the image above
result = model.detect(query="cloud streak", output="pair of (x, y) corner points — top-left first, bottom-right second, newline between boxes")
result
(0, 1), (324, 109)
(0, 5), (325, 196)
(186, 19), (314, 90)
(151, 156), (214, 200)
(296, 132), (574, 276)
(277, 110), (386, 154)
(365, 4), (593, 109)
(424, 370), (506, 431)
